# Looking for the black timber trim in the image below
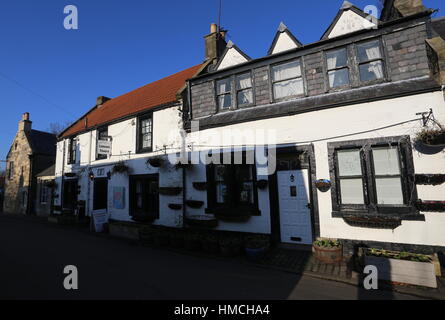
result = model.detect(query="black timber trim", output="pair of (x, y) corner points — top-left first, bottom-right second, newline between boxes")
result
(267, 26), (303, 56)
(187, 78), (440, 131)
(214, 42), (253, 72)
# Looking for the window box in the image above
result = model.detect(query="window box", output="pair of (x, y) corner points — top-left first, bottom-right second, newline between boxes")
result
(185, 215), (218, 229)
(185, 200), (204, 209)
(416, 200), (445, 213)
(359, 248), (437, 289)
(415, 174), (445, 186)
(342, 213), (402, 229)
(159, 187), (182, 196)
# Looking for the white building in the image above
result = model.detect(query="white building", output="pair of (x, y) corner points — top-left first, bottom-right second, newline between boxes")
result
(55, 0), (445, 255)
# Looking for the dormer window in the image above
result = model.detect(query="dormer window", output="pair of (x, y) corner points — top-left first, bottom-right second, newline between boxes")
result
(326, 48), (350, 89)
(356, 40), (384, 83)
(216, 77), (232, 111)
(272, 60), (304, 100)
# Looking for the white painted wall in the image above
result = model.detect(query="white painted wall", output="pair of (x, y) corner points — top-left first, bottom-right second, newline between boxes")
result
(328, 10), (376, 39)
(217, 47), (249, 71)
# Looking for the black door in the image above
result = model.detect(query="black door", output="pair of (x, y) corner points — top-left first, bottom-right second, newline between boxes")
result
(93, 178), (108, 211)
(63, 179), (78, 213)
(130, 174), (159, 222)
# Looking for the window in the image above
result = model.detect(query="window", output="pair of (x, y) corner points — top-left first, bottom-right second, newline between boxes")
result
(356, 40), (384, 82)
(137, 115), (153, 153)
(326, 48), (350, 88)
(272, 60), (304, 100)
(21, 191), (27, 207)
(235, 73), (254, 107)
(329, 137), (418, 217)
(96, 127), (109, 160)
(40, 183), (49, 204)
(216, 77), (232, 110)
(93, 178), (108, 211)
(130, 174), (159, 222)
(68, 137), (77, 164)
(8, 161), (14, 180)
(207, 152), (259, 215)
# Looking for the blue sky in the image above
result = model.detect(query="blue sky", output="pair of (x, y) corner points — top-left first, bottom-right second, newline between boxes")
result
(1, 0), (444, 171)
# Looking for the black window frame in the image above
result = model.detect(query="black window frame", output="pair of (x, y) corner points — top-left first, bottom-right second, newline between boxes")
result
(235, 72), (255, 108)
(96, 126), (109, 160)
(271, 58), (306, 102)
(68, 137), (77, 165)
(325, 46), (351, 90)
(328, 136), (420, 219)
(136, 114), (153, 154)
(206, 151), (260, 216)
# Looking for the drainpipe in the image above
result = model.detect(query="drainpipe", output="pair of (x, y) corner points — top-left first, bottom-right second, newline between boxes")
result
(60, 140), (66, 213)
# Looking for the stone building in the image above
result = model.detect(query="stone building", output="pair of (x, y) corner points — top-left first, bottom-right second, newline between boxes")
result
(3, 113), (57, 215)
(35, 165), (56, 217)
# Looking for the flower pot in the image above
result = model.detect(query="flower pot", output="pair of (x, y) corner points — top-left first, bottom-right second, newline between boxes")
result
(159, 187), (183, 196)
(313, 244), (343, 264)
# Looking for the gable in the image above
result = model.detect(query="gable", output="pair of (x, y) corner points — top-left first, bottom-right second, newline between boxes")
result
(268, 23), (302, 55)
(216, 41), (251, 71)
(322, 2), (378, 40)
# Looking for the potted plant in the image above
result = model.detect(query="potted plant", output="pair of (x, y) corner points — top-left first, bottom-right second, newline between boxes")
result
(147, 156), (164, 168)
(201, 233), (220, 254)
(244, 235), (270, 260)
(219, 236), (243, 257)
(416, 127), (445, 147)
(313, 238), (343, 264)
(360, 248), (438, 288)
(112, 161), (130, 175)
(184, 232), (202, 251)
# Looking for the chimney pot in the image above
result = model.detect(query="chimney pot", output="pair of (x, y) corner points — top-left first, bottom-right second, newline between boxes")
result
(96, 96), (111, 106)
(23, 112), (30, 121)
(18, 112), (32, 132)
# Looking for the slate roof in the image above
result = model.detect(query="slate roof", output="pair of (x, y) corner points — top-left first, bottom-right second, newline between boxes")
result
(36, 164), (55, 178)
(26, 130), (57, 156)
(432, 17), (445, 40)
(60, 64), (204, 138)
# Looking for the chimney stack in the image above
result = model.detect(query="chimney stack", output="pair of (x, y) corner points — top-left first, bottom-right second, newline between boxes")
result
(204, 23), (227, 63)
(96, 96), (111, 106)
(18, 112), (32, 132)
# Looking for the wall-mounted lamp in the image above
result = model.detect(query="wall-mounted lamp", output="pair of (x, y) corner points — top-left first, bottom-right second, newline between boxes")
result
(89, 170), (95, 181)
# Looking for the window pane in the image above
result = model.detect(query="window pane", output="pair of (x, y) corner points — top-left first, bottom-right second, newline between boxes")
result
(273, 78), (304, 99)
(215, 165), (226, 181)
(217, 78), (231, 94)
(375, 178), (404, 205)
(372, 147), (401, 175)
(337, 150), (362, 176)
(240, 182), (254, 204)
(340, 179), (365, 204)
(236, 73), (252, 90)
(326, 48), (348, 69)
(216, 183), (228, 204)
(272, 60), (301, 82)
(237, 89), (253, 106)
(142, 134), (151, 149)
(357, 40), (381, 62)
(359, 61), (384, 82)
(218, 94), (232, 109)
(328, 69), (350, 88)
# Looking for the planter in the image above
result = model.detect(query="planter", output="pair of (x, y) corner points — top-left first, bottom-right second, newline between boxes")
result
(112, 162), (130, 175)
(185, 200), (204, 209)
(342, 214), (402, 229)
(168, 204), (183, 211)
(109, 222), (140, 241)
(257, 180), (268, 190)
(414, 140), (445, 155)
(244, 235), (270, 260)
(415, 174), (445, 186)
(313, 239), (343, 264)
(192, 182), (208, 191)
(159, 187), (183, 196)
(185, 215), (218, 228)
(147, 157), (164, 168)
(416, 200), (445, 212)
(362, 249), (437, 288)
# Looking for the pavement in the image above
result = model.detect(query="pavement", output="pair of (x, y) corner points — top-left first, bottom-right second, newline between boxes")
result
(0, 214), (430, 300)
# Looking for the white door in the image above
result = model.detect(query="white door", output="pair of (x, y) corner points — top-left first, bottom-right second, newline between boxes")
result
(277, 170), (313, 245)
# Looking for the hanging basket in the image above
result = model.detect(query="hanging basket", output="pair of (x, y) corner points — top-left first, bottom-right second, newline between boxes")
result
(147, 157), (164, 168)
(257, 180), (268, 190)
(168, 204), (183, 211)
(112, 162), (130, 175)
(185, 200), (205, 209)
(159, 187), (183, 196)
(185, 215), (218, 228)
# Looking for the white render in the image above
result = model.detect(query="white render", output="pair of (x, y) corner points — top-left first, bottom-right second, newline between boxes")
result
(271, 32), (299, 55)
(217, 45), (249, 71)
(328, 10), (377, 39)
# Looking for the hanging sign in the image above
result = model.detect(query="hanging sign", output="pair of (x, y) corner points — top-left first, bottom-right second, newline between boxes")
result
(97, 140), (112, 156)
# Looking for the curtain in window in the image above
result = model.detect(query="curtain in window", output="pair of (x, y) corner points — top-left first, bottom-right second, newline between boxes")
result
(327, 49), (349, 88)
(273, 61), (301, 81)
(273, 79), (303, 99)
(364, 46), (383, 79)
